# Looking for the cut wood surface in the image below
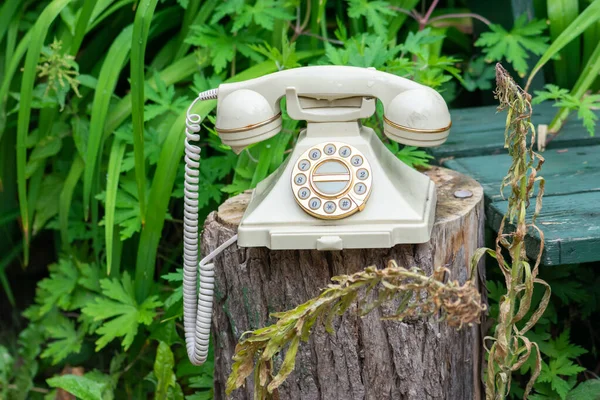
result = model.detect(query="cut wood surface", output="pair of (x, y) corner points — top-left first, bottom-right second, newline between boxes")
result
(202, 166), (485, 400)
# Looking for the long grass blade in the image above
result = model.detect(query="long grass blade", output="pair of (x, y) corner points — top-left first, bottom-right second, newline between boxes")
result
(0, 210), (20, 228)
(131, 0), (159, 225)
(70, 0), (97, 55)
(59, 156), (84, 250)
(83, 25), (132, 219)
(526, 0), (600, 90)
(133, 52), (322, 300)
(105, 139), (126, 275)
(0, 0), (20, 45)
(0, 31), (31, 140)
(16, 0), (72, 265)
(546, 0), (579, 88)
(104, 53), (199, 138)
(89, 0), (135, 31)
(0, 241), (22, 307)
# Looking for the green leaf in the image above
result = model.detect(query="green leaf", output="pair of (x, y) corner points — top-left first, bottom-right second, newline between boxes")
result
(16, 0), (72, 265)
(347, 0), (395, 37)
(249, 33), (300, 70)
(144, 73), (190, 121)
(541, 329), (587, 360)
(567, 379), (600, 400)
(538, 357), (586, 399)
(462, 57), (496, 92)
(40, 315), (83, 364)
(32, 173), (64, 234)
(212, 0), (293, 32)
(533, 84), (571, 104)
(131, 0), (160, 224)
(59, 156), (85, 249)
(386, 143), (433, 169)
(47, 374), (105, 400)
(527, 0), (600, 88)
(34, 259), (79, 316)
(475, 14), (550, 77)
(105, 139), (126, 275)
(82, 272), (162, 350)
(185, 24), (261, 73)
(0, 345), (14, 399)
(97, 177), (151, 240)
(84, 25), (133, 219)
(154, 342), (183, 400)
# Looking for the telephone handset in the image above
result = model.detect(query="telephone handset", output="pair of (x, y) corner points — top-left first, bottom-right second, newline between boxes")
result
(183, 66), (451, 365)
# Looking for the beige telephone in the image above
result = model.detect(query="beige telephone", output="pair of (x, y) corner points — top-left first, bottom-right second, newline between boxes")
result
(182, 66), (451, 365)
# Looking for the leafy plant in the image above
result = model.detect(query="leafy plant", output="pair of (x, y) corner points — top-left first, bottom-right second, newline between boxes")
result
(533, 84), (600, 136)
(525, 0), (600, 141)
(475, 14), (550, 78)
(226, 261), (485, 397)
(483, 64), (550, 399)
(0, 1), (597, 399)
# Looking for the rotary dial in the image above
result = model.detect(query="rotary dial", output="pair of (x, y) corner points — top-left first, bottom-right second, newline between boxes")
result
(291, 142), (372, 219)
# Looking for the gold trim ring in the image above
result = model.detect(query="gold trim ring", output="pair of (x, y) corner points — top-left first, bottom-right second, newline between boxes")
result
(383, 115), (452, 134)
(216, 112), (282, 134)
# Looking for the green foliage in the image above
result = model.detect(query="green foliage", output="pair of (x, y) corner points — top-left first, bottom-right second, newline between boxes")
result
(152, 342), (184, 399)
(488, 263), (598, 400)
(476, 14), (550, 77)
(0, 1), (597, 399)
(82, 272), (162, 351)
(533, 84), (600, 136)
(347, 0), (396, 37)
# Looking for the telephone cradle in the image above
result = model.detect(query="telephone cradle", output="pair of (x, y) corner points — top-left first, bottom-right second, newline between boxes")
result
(182, 66), (451, 365)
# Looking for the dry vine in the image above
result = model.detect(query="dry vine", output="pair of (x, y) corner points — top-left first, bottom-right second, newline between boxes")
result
(481, 64), (551, 399)
(226, 260), (485, 399)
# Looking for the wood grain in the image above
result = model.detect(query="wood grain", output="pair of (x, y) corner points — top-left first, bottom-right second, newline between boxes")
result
(201, 167), (486, 400)
(446, 145), (600, 265)
(432, 103), (600, 159)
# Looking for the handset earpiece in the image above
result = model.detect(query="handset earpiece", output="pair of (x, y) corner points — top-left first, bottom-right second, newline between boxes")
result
(383, 88), (451, 147)
(215, 89), (282, 154)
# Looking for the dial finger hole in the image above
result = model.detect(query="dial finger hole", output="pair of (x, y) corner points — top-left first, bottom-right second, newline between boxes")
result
(324, 201), (336, 214)
(339, 146), (351, 158)
(294, 173), (307, 185)
(298, 159), (310, 171)
(354, 182), (367, 195)
(324, 144), (336, 155)
(309, 149), (321, 160)
(298, 187), (310, 199)
(339, 198), (352, 210)
(309, 197), (321, 210)
(351, 155), (363, 166)
(357, 168), (369, 180)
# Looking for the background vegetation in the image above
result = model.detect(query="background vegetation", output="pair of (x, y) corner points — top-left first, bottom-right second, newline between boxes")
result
(0, 0), (598, 398)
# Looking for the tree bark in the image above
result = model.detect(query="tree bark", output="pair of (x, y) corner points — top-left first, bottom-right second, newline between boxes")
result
(202, 166), (485, 400)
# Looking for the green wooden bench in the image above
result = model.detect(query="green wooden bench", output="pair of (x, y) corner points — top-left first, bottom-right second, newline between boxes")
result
(433, 103), (600, 266)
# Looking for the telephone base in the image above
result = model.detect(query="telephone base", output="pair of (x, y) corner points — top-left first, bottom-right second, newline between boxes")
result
(236, 125), (438, 251)
(238, 182), (435, 250)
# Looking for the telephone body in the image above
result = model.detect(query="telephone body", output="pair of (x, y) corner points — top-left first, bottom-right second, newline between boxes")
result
(183, 66), (451, 365)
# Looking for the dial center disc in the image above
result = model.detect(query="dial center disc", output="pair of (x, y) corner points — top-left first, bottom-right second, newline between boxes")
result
(311, 159), (352, 197)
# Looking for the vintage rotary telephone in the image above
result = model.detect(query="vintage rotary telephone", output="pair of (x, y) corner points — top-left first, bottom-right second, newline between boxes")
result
(183, 66), (451, 365)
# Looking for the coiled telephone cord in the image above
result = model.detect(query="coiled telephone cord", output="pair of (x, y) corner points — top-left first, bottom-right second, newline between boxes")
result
(183, 89), (238, 365)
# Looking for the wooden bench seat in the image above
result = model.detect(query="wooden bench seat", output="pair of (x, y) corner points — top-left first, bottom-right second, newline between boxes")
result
(433, 104), (600, 266)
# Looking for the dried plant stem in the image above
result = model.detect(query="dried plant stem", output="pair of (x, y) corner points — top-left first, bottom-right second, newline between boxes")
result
(226, 261), (485, 399)
(485, 64), (550, 400)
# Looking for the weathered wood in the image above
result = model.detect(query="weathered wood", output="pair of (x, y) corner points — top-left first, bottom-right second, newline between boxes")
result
(431, 103), (600, 159)
(445, 146), (600, 265)
(202, 167), (485, 400)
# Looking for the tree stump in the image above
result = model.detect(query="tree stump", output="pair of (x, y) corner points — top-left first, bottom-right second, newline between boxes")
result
(202, 166), (485, 400)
